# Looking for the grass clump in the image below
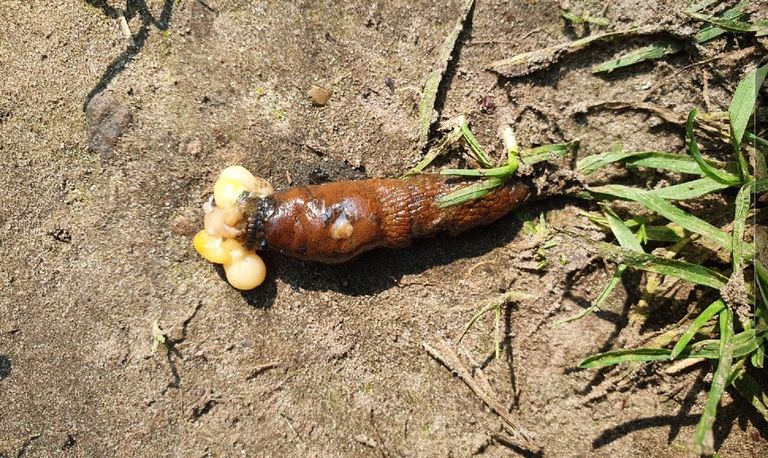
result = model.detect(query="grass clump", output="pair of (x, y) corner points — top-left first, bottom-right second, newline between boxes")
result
(573, 63), (767, 455)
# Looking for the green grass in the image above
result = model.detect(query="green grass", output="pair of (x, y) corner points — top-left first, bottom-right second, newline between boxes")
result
(574, 63), (768, 455)
(593, 0), (764, 73)
(496, 1), (763, 76)
(411, 46), (766, 455)
(403, 114), (574, 208)
(430, 61), (766, 455)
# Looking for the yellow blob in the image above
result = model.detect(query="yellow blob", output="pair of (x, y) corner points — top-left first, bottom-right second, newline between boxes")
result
(194, 230), (238, 264)
(224, 252), (267, 290)
(220, 165), (258, 188)
(213, 177), (249, 209)
(196, 166), (273, 290)
(219, 165), (274, 198)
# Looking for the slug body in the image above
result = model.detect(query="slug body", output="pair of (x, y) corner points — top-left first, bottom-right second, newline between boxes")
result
(241, 174), (532, 263)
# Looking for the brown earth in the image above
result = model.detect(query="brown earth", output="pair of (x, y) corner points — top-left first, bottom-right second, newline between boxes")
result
(1, 0), (766, 456)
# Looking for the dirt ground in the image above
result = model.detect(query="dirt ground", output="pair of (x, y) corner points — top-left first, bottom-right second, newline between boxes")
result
(1, 0), (766, 456)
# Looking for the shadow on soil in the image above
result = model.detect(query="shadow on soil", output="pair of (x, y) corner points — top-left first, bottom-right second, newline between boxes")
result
(82, 0), (176, 109)
(592, 367), (768, 450)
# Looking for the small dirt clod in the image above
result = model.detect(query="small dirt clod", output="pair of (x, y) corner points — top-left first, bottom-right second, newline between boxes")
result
(85, 91), (132, 159)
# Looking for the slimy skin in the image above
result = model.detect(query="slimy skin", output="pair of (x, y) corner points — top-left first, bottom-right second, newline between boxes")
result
(240, 174), (533, 263)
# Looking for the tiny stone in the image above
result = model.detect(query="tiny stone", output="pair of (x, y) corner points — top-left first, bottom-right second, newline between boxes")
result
(170, 215), (196, 236)
(184, 139), (203, 156)
(308, 85), (333, 106)
(384, 76), (395, 91)
(49, 228), (72, 243)
(354, 433), (377, 448)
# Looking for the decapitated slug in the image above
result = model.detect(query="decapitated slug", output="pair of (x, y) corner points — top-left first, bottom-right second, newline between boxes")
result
(194, 166), (537, 289)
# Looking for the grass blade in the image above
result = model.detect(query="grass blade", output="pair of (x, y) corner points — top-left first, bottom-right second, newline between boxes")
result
(731, 181), (755, 274)
(688, 12), (764, 34)
(437, 177), (505, 208)
(579, 348), (672, 368)
(729, 63), (768, 154)
(757, 261), (768, 326)
(695, 307), (735, 455)
(576, 147), (629, 174)
(582, 212), (686, 243)
(488, 30), (613, 70)
(520, 141), (576, 165)
(592, 40), (683, 74)
(577, 150), (726, 175)
(731, 370), (768, 422)
(650, 177), (732, 200)
(458, 301), (499, 344)
(670, 299), (726, 359)
(694, 0), (750, 43)
(461, 123), (493, 168)
(591, 241), (728, 289)
(558, 264), (626, 323)
(417, 0), (475, 149)
(643, 225), (685, 243)
(728, 179), (768, 301)
(580, 328), (761, 368)
(441, 163), (517, 178)
(457, 291), (532, 359)
(603, 207), (644, 252)
(586, 185), (733, 251)
(403, 118), (464, 176)
(685, 329), (759, 358)
(745, 131), (768, 150)
(625, 153), (724, 175)
(578, 150), (711, 175)
(687, 109), (741, 184)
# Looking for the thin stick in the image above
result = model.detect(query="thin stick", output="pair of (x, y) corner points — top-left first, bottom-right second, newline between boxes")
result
(423, 338), (540, 454)
(116, 8), (136, 48)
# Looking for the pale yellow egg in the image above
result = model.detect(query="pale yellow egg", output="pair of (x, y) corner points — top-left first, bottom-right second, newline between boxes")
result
(224, 252), (267, 290)
(193, 230), (239, 264)
(213, 177), (248, 209)
(219, 165), (274, 198)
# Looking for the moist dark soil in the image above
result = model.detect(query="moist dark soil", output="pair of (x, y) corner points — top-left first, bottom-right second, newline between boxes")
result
(1, 0), (766, 456)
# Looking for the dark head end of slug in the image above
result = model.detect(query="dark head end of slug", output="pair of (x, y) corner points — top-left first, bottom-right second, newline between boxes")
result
(241, 194), (276, 251)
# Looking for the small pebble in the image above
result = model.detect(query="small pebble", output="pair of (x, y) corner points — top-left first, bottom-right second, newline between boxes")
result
(184, 139), (202, 156)
(384, 76), (395, 91)
(170, 215), (196, 236)
(308, 85), (333, 106)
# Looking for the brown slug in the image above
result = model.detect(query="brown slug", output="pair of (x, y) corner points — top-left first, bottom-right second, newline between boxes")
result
(194, 165), (550, 289)
(239, 174), (533, 263)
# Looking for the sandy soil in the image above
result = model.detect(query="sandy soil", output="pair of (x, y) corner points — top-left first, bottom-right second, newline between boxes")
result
(1, 0), (766, 456)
